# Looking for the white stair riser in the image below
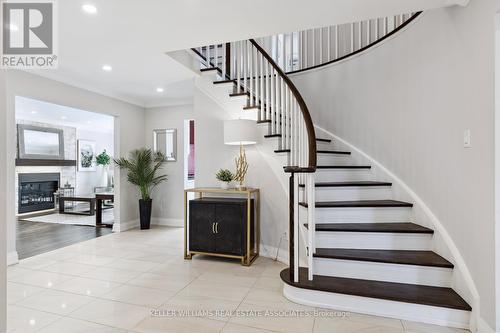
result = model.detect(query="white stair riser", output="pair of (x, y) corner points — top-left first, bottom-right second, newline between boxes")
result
(300, 206), (411, 223)
(317, 154), (352, 165)
(301, 186), (392, 201)
(313, 258), (452, 287)
(315, 169), (373, 182)
(315, 231), (432, 250)
(283, 285), (470, 329)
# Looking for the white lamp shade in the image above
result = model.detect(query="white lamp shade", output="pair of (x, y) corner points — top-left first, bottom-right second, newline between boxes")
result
(223, 119), (258, 146)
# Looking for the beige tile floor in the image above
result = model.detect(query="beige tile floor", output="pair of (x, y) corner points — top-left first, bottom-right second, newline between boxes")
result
(6, 227), (470, 333)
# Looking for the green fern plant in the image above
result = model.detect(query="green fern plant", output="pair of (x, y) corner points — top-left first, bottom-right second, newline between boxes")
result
(114, 148), (167, 200)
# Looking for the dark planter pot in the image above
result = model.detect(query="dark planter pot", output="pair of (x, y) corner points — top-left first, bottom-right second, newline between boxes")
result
(139, 199), (152, 230)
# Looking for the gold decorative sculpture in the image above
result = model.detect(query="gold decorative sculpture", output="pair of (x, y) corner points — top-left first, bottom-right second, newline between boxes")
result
(233, 145), (249, 190)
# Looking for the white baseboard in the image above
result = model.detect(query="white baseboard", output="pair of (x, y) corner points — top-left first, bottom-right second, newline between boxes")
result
(7, 251), (19, 266)
(476, 317), (495, 333)
(113, 219), (138, 232)
(259, 244), (289, 265)
(152, 218), (183, 228)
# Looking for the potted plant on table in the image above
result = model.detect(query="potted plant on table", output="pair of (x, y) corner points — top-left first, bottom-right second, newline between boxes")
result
(96, 149), (111, 187)
(215, 169), (234, 189)
(114, 148), (167, 230)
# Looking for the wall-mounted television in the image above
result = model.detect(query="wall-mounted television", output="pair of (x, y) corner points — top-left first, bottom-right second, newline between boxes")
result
(17, 124), (65, 160)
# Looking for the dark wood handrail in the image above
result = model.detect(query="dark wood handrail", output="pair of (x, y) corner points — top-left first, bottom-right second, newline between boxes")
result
(286, 12), (422, 75)
(249, 39), (317, 170)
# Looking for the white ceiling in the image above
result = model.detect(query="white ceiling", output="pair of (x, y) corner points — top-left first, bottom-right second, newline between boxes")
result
(30, 0), (465, 107)
(15, 96), (114, 133)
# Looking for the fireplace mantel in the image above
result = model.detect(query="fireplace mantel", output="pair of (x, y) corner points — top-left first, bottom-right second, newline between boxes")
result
(15, 159), (77, 167)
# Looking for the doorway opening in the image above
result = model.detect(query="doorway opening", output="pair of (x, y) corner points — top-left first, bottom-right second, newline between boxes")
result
(14, 96), (115, 259)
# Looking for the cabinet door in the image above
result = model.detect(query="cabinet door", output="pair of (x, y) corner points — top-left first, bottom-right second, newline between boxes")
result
(189, 202), (216, 253)
(215, 203), (246, 256)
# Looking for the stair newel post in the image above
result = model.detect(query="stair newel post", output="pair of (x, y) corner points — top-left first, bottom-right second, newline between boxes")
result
(307, 172), (315, 281)
(289, 172), (300, 283)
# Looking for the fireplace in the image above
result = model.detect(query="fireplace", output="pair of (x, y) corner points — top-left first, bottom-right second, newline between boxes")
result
(18, 173), (60, 214)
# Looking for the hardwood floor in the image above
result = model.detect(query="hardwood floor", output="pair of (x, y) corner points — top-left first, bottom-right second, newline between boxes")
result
(16, 220), (112, 259)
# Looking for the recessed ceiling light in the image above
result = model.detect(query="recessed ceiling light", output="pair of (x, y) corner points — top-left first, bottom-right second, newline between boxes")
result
(82, 4), (97, 14)
(31, 110), (37, 114)
(86, 121), (92, 124)
(9, 24), (18, 31)
(156, 87), (164, 93)
(102, 65), (112, 72)
(61, 116), (67, 120)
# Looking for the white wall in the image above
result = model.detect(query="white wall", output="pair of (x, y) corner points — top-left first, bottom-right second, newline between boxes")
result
(0, 69), (8, 333)
(76, 128), (114, 195)
(290, 1), (497, 328)
(5, 70), (146, 262)
(144, 104), (194, 225)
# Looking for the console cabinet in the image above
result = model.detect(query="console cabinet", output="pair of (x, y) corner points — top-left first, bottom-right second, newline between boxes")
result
(184, 188), (260, 266)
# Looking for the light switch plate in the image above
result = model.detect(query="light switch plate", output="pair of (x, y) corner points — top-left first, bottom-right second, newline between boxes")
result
(464, 129), (471, 148)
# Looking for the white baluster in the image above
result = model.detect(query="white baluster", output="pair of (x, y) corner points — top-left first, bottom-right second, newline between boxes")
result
(281, 79), (285, 149)
(214, 44), (218, 69)
(298, 31), (302, 70)
(290, 32), (294, 71)
(351, 23), (354, 52)
(243, 42), (248, 93)
(266, 62), (270, 121)
(334, 25), (339, 59)
(222, 44), (226, 79)
(271, 68), (275, 133)
(303, 31), (308, 69)
(236, 42), (241, 91)
(327, 26), (332, 61)
(260, 54), (264, 120)
(358, 21), (362, 49)
(249, 44), (253, 105)
(282, 34), (287, 71)
(276, 74), (280, 137)
(311, 29), (315, 66)
(367, 20), (371, 44)
(319, 28), (323, 64)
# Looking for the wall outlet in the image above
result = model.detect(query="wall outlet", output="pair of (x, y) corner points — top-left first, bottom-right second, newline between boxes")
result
(463, 129), (471, 148)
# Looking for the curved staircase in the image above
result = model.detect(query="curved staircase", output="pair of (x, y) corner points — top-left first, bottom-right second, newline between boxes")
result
(185, 17), (472, 329)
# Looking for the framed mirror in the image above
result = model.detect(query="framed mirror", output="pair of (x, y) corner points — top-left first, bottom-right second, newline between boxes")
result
(153, 129), (177, 161)
(18, 124), (64, 160)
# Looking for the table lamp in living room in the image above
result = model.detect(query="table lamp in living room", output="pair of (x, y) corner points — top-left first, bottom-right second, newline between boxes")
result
(223, 119), (258, 190)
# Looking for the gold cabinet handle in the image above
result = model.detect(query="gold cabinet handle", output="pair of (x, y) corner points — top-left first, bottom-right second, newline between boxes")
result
(215, 222), (219, 233)
(212, 222), (215, 234)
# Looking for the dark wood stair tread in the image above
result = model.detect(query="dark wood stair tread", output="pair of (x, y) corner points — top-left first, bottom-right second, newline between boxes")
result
(213, 79), (236, 84)
(300, 200), (413, 208)
(305, 222), (433, 234)
(243, 105), (261, 110)
(317, 165), (371, 169)
(316, 138), (332, 143)
(200, 67), (218, 72)
(299, 181), (392, 188)
(281, 267), (471, 311)
(317, 150), (351, 155)
(229, 92), (249, 97)
(314, 249), (452, 268)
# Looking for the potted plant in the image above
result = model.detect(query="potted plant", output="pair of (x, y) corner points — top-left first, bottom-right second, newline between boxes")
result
(114, 148), (167, 230)
(216, 169), (233, 189)
(96, 149), (111, 187)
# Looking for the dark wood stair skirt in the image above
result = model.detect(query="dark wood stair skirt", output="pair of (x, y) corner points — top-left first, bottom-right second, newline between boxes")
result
(299, 200), (413, 208)
(280, 267), (471, 311)
(313, 249), (453, 268)
(299, 181), (392, 188)
(304, 222), (433, 234)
